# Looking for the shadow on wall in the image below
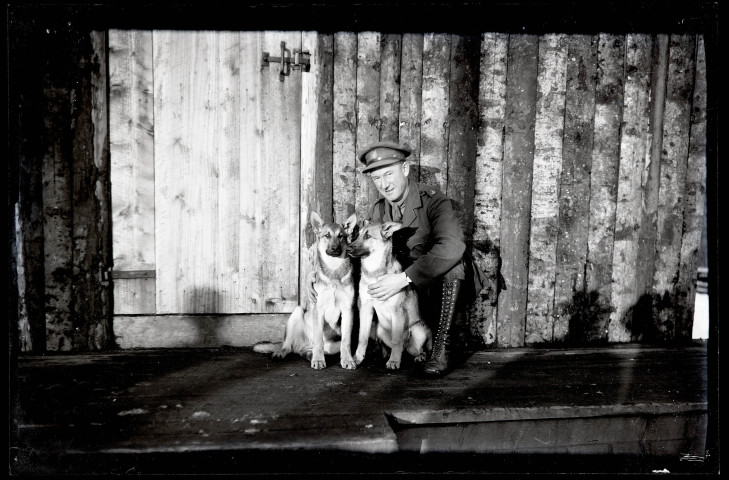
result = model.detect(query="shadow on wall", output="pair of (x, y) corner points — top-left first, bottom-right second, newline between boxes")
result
(560, 290), (697, 346)
(183, 287), (228, 347)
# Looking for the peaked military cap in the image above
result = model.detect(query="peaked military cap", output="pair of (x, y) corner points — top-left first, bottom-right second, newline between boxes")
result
(359, 141), (412, 173)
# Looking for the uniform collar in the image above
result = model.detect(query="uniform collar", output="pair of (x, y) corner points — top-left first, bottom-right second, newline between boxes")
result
(386, 178), (422, 227)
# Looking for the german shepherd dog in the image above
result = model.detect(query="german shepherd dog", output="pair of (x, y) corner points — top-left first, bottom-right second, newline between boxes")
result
(253, 211), (358, 369)
(347, 221), (432, 370)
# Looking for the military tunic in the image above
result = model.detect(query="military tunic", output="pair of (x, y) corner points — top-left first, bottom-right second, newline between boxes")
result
(366, 179), (485, 297)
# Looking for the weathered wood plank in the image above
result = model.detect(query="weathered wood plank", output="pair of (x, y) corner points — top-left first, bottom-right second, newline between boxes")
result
(472, 32), (508, 346)
(609, 34), (653, 343)
(446, 34), (480, 237)
(113, 314), (289, 348)
(154, 31), (243, 314)
(497, 34), (539, 348)
(676, 35), (707, 340)
(71, 30), (112, 349)
(398, 33), (424, 183)
(12, 13), (46, 352)
(525, 34), (568, 344)
(109, 30), (156, 315)
(239, 31), (264, 312)
(419, 33), (451, 190)
(300, 32), (334, 302)
(585, 34), (624, 335)
(354, 32), (381, 220)
(153, 30), (205, 314)
(652, 34), (696, 339)
(42, 70), (75, 351)
(257, 31), (302, 312)
(634, 34), (669, 328)
(214, 31), (242, 314)
(553, 35), (597, 343)
(113, 278), (156, 315)
(109, 30), (155, 273)
(14, 202), (34, 351)
(379, 33), (402, 142)
(332, 32), (358, 222)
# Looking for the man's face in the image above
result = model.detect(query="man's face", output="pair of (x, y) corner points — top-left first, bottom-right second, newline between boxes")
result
(368, 162), (410, 203)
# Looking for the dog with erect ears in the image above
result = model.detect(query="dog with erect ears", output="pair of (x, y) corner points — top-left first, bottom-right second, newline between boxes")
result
(347, 220), (432, 370)
(253, 211), (358, 370)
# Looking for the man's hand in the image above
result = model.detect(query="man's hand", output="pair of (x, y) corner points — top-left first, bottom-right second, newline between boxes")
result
(307, 271), (318, 304)
(368, 272), (409, 301)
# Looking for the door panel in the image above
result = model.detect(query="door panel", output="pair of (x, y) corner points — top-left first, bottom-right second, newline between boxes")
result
(239, 31), (302, 313)
(111, 30), (302, 315)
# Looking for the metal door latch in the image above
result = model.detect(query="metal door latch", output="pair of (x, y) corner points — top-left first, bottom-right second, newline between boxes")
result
(261, 41), (311, 81)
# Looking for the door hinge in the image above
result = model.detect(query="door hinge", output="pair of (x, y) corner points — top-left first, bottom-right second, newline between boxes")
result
(261, 41), (310, 81)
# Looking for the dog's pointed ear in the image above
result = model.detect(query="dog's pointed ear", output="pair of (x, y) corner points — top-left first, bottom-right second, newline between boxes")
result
(344, 213), (357, 234)
(381, 222), (403, 240)
(343, 213), (358, 240)
(310, 211), (323, 234)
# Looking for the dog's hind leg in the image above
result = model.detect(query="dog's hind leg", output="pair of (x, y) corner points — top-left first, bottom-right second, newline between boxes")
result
(407, 325), (431, 364)
(324, 340), (341, 355)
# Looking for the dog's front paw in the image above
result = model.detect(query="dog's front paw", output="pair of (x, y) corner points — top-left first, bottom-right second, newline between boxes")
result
(413, 352), (427, 364)
(385, 359), (401, 370)
(354, 350), (366, 365)
(311, 357), (327, 369)
(340, 357), (357, 370)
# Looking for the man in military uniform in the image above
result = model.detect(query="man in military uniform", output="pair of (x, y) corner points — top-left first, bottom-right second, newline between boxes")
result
(309, 141), (485, 376)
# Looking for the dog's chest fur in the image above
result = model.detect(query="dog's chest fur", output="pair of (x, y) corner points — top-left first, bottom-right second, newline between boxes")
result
(315, 243), (354, 289)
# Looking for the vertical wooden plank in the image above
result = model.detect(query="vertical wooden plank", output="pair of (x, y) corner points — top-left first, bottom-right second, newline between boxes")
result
(525, 34), (568, 344)
(652, 34), (696, 339)
(379, 33), (402, 142)
(300, 32), (334, 303)
(398, 33), (423, 184)
(609, 34), (653, 342)
(239, 31), (264, 312)
(553, 35), (597, 343)
(446, 34), (480, 236)
(472, 32), (508, 346)
(109, 30), (156, 315)
(419, 33), (451, 190)
(72, 30), (112, 349)
(42, 43), (75, 351)
(14, 26), (46, 351)
(585, 34), (624, 339)
(634, 34), (669, 331)
(113, 278), (156, 315)
(14, 203), (33, 350)
(214, 32), (242, 314)
(332, 32), (358, 222)
(497, 34), (539, 348)
(155, 31), (243, 314)
(92, 30), (113, 343)
(256, 31), (303, 312)
(354, 32), (381, 220)
(676, 35), (707, 340)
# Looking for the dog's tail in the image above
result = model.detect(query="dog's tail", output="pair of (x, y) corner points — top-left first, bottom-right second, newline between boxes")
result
(252, 341), (282, 354)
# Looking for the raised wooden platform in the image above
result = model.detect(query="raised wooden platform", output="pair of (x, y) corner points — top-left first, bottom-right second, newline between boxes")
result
(10, 343), (714, 474)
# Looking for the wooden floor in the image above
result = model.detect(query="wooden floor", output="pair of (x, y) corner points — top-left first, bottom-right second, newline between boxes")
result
(10, 342), (714, 474)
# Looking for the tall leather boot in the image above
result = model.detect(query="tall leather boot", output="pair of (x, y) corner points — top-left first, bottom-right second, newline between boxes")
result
(423, 279), (463, 377)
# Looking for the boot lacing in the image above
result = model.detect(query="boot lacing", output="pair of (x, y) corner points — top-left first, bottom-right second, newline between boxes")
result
(431, 280), (455, 358)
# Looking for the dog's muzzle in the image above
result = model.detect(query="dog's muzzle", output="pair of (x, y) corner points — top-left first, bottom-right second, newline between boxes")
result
(347, 244), (367, 258)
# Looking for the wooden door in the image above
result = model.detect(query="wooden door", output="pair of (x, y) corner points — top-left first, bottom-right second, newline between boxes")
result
(110, 30), (303, 315)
